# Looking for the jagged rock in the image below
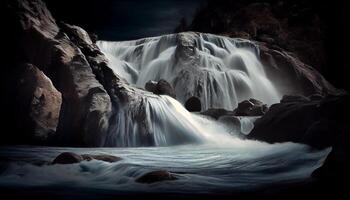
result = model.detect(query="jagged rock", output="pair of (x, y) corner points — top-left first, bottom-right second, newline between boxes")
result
(16, 63), (62, 143)
(185, 96), (201, 112)
(136, 170), (178, 184)
(5, 0), (113, 146)
(248, 95), (350, 149)
(234, 98), (268, 116)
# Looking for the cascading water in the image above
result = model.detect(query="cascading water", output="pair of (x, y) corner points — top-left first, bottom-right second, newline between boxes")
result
(0, 32), (330, 198)
(98, 32), (281, 111)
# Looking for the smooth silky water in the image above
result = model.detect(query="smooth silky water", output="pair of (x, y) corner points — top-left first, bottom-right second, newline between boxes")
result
(0, 33), (329, 196)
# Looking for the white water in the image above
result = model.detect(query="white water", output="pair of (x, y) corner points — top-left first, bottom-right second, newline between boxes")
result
(108, 95), (244, 147)
(98, 32), (281, 110)
(0, 145), (329, 196)
(0, 32), (329, 198)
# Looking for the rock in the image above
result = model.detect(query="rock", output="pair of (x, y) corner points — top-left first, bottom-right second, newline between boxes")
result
(4, 0), (113, 146)
(234, 98), (268, 116)
(155, 79), (176, 98)
(16, 63), (62, 143)
(201, 108), (234, 120)
(52, 152), (122, 164)
(144, 79), (176, 98)
(185, 96), (201, 112)
(81, 154), (121, 163)
(136, 170), (178, 184)
(248, 95), (350, 149)
(52, 152), (83, 164)
(280, 95), (310, 103)
(259, 44), (343, 96)
(218, 116), (242, 136)
(145, 80), (157, 93)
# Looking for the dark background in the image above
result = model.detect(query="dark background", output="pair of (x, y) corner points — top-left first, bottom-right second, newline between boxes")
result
(44, 0), (206, 41)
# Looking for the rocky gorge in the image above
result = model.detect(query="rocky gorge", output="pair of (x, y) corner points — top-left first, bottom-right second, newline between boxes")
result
(0, 0), (349, 199)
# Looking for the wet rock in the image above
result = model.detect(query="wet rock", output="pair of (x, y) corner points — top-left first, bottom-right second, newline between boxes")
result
(145, 80), (157, 93)
(136, 170), (178, 184)
(145, 79), (176, 98)
(234, 98), (268, 116)
(52, 152), (83, 164)
(218, 115), (242, 136)
(185, 96), (201, 112)
(52, 152), (122, 164)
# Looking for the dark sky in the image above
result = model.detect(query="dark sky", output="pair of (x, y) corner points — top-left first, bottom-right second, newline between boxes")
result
(44, 0), (206, 41)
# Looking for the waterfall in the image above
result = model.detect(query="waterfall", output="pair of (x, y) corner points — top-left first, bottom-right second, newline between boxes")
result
(98, 32), (281, 110)
(106, 94), (241, 147)
(97, 32), (282, 147)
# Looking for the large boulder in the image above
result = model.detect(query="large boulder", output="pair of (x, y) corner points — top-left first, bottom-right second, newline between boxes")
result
(248, 94), (350, 149)
(15, 63), (62, 143)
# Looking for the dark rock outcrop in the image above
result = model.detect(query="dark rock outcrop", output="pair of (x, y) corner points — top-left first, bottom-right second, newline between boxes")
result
(136, 170), (178, 184)
(145, 79), (176, 98)
(52, 152), (121, 164)
(15, 63), (62, 143)
(248, 94), (350, 149)
(185, 96), (201, 112)
(234, 98), (268, 116)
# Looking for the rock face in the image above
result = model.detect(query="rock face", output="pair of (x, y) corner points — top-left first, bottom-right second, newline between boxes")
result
(248, 94), (350, 149)
(136, 170), (178, 184)
(185, 96), (201, 112)
(3, 0), (114, 146)
(15, 64), (62, 143)
(145, 79), (176, 98)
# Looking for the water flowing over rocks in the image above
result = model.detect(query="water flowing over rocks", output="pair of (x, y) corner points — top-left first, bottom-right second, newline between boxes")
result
(52, 152), (121, 164)
(136, 170), (178, 184)
(145, 79), (176, 98)
(2, 0), (343, 148)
